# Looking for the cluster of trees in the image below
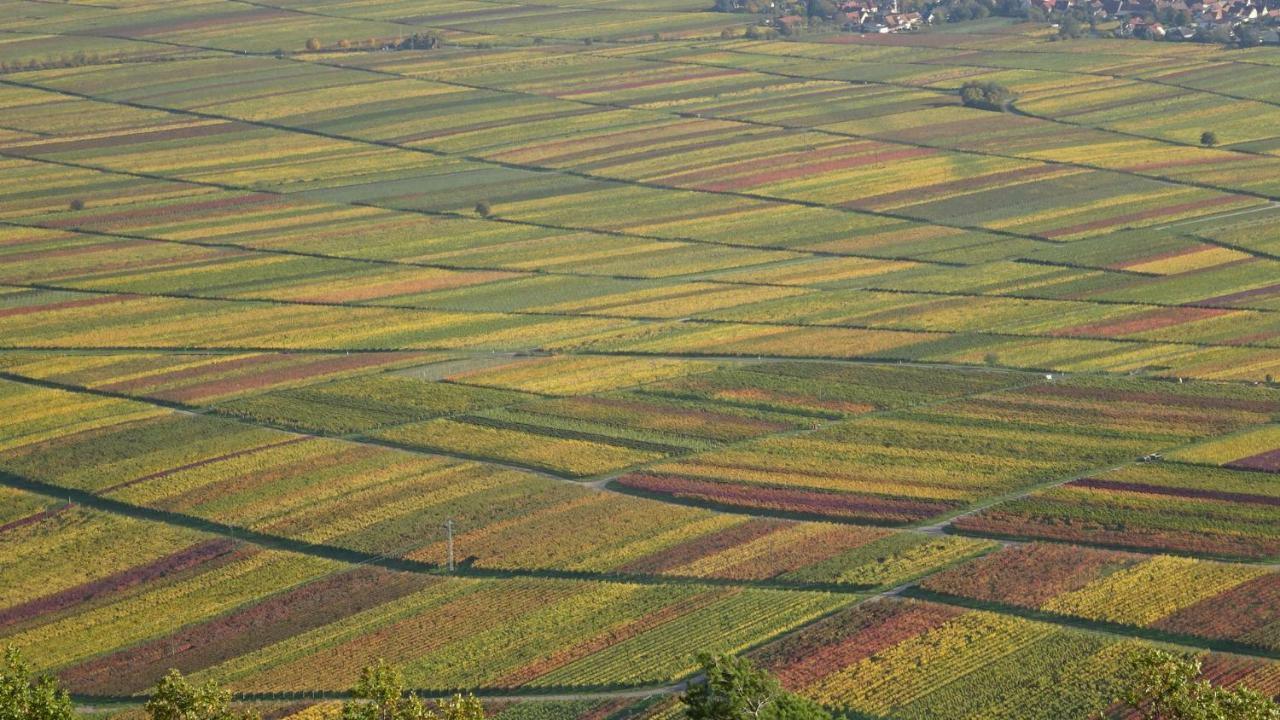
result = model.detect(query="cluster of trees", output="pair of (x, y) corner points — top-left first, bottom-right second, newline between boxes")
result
(958, 80), (1016, 111)
(0, 52), (125, 74)
(922, 0), (1027, 22)
(893, 0), (1095, 29)
(5, 644), (1279, 720)
(396, 33), (444, 50)
(302, 32), (443, 53)
(1054, 10), (1092, 38)
(710, 0), (838, 29)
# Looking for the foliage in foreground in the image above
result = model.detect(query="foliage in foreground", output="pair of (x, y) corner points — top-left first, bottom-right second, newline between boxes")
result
(342, 660), (483, 720)
(1123, 650), (1280, 720)
(0, 645), (74, 720)
(145, 670), (259, 720)
(681, 653), (830, 720)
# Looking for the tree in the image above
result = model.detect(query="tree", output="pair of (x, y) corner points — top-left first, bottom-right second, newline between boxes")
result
(1206, 23), (1234, 44)
(1200, 130), (1219, 147)
(145, 670), (259, 720)
(68, 198), (85, 211)
(342, 661), (483, 720)
(959, 81), (1015, 111)
(1237, 23), (1262, 48)
(305, 37), (323, 51)
(1123, 649), (1280, 720)
(398, 33), (442, 50)
(806, 0), (838, 19)
(474, 200), (492, 218)
(0, 646), (74, 720)
(1058, 12), (1085, 38)
(681, 653), (830, 720)
(343, 661), (428, 720)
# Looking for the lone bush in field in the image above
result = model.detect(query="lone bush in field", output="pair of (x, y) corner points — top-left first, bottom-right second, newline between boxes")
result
(398, 33), (442, 50)
(959, 81), (1015, 111)
(145, 669), (258, 720)
(474, 201), (493, 218)
(305, 37), (323, 51)
(1123, 649), (1280, 720)
(1057, 13), (1085, 38)
(0, 646), (74, 720)
(1201, 130), (1219, 147)
(68, 198), (85, 211)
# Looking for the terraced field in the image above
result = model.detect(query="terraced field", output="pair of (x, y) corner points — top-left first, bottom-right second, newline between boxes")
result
(3, 3), (1280, 719)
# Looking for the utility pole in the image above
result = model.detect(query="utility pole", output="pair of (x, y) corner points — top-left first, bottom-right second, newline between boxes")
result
(444, 518), (455, 572)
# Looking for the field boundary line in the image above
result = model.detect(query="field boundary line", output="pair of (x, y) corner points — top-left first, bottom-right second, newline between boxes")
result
(0, 76), (1076, 248)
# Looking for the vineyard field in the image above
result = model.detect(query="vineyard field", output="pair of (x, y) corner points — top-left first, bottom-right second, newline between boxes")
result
(3, 5), (1280, 719)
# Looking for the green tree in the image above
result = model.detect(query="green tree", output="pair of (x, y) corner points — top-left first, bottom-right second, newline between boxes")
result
(397, 33), (442, 50)
(474, 200), (492, 218)
(1058, 12), (1084, 38)
(1207, 23), (1234, 44)
(343, 661), (484, 720)
(343, 661), (428, 720)
(1237, 23), (1262, 47)
(959, 81), (1015, 111)
(1123, 650), (1280, 720)
(0, 646), (74, 720)
(145, 670), (259, 720)
(1200, 130), (1219, 147)
(681, 653), (830, 720)
(806, 0), (838, 18)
